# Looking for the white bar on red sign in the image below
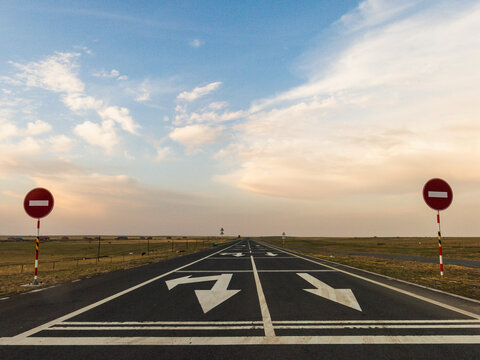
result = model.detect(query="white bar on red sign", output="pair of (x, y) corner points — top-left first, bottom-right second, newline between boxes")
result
(428, 191), (448, 198)
(29, 200), (49, 206)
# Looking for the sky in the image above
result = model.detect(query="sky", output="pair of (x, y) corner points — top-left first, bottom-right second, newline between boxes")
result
(1, 0), (480, 237)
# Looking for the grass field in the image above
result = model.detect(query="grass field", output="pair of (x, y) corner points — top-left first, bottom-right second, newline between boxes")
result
(259, 237), (480, 301)
(259, 236), (480, 259)
(0, 236), (231, 297)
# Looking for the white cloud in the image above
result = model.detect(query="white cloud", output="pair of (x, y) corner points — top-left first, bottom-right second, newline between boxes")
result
(169, 124), (222, 153)
(338, 0), (418, 31)
(48, 135), (74, 153)
(177, 81), (221, 102)
(134, 80), (152, 102)
(74, 120), (118, 153)
(74, 45), (93, 55)
(93, 69), (128, 80)
(11, 52), (84, 94)
(189, 39), (204, 48)
(62, 93), (103, 112)
(11, 52), (141, 152)
(154, 146), (171, 161)
(0, 120), (19, 140)
(209, 101), (228, 110)
(16, 137), (42, 155)
(188, 109), (246, 124)
(98, 106), (140, 134)
(215, 0), (480, 201)
(26, 120), (52, 135)
(0, 119), (53, 139)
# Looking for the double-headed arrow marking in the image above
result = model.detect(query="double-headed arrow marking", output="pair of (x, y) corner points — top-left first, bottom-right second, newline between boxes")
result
(297, 273), (362, 312)
(166, 274), (240, 313)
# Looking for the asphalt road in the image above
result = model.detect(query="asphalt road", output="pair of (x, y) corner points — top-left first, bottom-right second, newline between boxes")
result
(1, 239), (479, 359)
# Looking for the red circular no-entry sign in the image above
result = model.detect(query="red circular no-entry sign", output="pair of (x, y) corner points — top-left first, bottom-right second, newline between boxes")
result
(24, 188), (54, 219)
(423, 178), (453, 211)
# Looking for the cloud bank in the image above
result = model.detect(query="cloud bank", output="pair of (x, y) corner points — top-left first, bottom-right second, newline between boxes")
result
(215, 0), (480, 203)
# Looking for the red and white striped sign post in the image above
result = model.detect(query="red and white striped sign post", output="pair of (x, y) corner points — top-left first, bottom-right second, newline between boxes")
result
(23, 188), (54, 285)
(422, 178), (453, 278)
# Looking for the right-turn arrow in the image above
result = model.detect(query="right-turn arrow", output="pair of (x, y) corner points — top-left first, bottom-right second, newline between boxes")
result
(297, 273), (362, 312)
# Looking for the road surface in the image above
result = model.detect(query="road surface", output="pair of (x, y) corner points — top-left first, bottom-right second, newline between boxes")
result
(1, 239), (479, 359)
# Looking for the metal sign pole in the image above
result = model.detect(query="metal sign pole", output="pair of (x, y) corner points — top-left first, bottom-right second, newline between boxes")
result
(32, 219), (40, 285)
(437, 210), (444, 277)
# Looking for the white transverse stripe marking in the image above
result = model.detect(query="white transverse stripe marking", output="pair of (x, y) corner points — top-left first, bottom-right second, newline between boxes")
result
(11, 241), (240, 340)
(428, 191), (448, 198)
(1, 335), (480, 346)
(250, 255), (275, 337)
(29, 200), (49, 206)
(47, 326), (263, 331)
(60, 321), (263, 325)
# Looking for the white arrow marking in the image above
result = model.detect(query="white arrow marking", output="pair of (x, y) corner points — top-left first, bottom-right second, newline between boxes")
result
(220, 252), (244, 257)
(166, 274), (240, 313)
(297, 273), (362, 312)
(265, 252), (277, 257)
(428, 191), (448, 198)
(29, 200), (49, 206)
(166, 275), (220, 290)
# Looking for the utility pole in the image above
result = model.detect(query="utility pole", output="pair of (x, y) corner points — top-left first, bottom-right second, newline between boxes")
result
(96, 235), (101, 263)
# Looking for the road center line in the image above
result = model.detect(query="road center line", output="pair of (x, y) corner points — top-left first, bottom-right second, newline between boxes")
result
(250, 255), (275, 337)
(11, 241), (240, 340)
(263, 242), (480, 320)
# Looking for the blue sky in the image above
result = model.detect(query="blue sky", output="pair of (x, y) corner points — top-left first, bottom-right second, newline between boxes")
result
(1, 0), (480, 236)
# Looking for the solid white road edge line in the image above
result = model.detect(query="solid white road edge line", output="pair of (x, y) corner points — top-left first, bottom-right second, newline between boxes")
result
(263, 242), (480, 320)
(272, 319), (480, 324)
(274, 324), (480, 329)
(11, 241), (241, 340)
(250, 254), (275, 337)
(1, 335), (480, 346)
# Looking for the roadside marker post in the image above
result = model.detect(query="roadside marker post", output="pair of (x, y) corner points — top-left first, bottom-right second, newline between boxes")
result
(282, 232), (286, 248)
(422, 178), (453, 278)
(23, 188), (54, 286)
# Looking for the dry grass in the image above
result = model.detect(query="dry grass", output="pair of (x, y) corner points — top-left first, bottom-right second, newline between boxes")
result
(0, 236), (232, 297)
(260, 237), (480, 301)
